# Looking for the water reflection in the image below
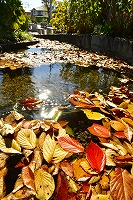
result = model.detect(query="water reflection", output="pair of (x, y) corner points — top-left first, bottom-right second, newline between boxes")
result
(0, 59), (123, 119)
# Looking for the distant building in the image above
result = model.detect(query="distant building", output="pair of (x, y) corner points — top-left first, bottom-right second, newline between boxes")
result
(31, 5), (48, 19)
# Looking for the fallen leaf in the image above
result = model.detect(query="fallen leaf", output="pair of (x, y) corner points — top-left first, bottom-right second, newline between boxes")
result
(83, 109), (105, 120)
(17, 128), (36, 149)
(110, 168), (133, 200)
(110, 120), (125, 131)
(57, 135), (84, 153)
(88, 123), (111, 138)
(35, 168), (55, 200)
(86, 141), (106, 173)
(22, 166), (35, 191)
(43, 134), (56, 163)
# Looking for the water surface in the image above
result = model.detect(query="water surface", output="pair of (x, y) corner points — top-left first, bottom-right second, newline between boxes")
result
(0, 55), (123, 120)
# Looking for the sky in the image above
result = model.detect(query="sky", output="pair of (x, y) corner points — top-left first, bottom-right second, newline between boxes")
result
(21, 0), (43, 11)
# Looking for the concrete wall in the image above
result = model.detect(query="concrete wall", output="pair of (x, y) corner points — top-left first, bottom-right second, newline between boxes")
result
(35, 34), (133, 65)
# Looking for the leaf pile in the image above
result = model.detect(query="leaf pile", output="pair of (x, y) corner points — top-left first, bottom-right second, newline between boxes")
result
(0, 39), (132, 75)
(0, 85), (133, 199)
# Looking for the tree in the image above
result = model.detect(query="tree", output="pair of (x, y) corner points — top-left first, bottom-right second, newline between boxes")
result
(0, 0), (28, 32)
(42, 0), (53, 23)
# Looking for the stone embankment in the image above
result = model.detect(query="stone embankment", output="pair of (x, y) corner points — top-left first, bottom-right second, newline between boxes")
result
(35, 34), (133, 65)
(0, 40), (39, 53)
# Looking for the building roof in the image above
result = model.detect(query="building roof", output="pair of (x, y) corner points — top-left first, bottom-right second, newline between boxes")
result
(32, 5), (47, 11)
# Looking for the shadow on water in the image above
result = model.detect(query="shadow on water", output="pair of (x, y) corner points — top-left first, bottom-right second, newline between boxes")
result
(0, 46), (132, 120)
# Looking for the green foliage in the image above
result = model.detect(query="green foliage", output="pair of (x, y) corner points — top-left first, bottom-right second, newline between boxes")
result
(50, 0), (133, 37)
(0, 0), (30, 42)
(99, 0), (133, 37)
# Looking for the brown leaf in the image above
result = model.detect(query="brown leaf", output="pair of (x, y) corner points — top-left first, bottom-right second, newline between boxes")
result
(110, 168), (133, 200)
(22, 166), (36, 191)
(60, 160), (74, 177)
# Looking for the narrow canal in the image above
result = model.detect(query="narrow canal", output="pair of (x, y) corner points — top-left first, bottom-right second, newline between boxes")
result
(0, 39), (132, 120)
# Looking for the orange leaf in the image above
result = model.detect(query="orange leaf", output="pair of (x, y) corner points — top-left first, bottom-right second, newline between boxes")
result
(68, 94), (96, 109)
(72, 158), (91, 181)
(22, 166), (35, 191)
(88, 123), (111, 138)
(57, 135), (84, 153)
(110, 168), (133, 200)
(86, 141), (106, 173)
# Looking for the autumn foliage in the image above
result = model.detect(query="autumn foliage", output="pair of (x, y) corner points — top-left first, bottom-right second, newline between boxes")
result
(0, 85), (133, 199)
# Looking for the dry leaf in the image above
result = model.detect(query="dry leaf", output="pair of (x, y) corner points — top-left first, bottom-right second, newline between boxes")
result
(110, 168), (133, 200)
(17, 128), (36, 149)
(35, 168), (55, 200)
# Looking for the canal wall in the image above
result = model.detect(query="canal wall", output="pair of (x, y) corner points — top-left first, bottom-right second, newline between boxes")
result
(35, 34), (133, 65)
(0, 40), (39, 53)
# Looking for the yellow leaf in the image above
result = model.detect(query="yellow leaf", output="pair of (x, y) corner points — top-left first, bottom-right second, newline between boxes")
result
(0, 135), (21, 154)
(92, 194), (110, 200)
(122, 117), (133, 129)
(72, 158), (91, 181)
(110, 120), (125, 131)
(17, 129), (36, 149)
(53, 143), (71, 163)
(43, 134), (56, 163)
(127, 103), (133, 117)
(35, 169), (55, 200)
(83, 109), (105, 120)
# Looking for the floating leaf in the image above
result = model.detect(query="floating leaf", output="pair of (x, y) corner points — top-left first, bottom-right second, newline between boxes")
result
(57, 135), (84, 153)
(35, 169), (55, 200)
(88, 123), (111, 138)
(110, 168), (133, 200)
(83, 109), (105, 120)
(86, 141), (106, 173)
(17, 128), (36, 149)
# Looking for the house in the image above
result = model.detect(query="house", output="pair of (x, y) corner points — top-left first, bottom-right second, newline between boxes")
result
(31, 5), (48, 19)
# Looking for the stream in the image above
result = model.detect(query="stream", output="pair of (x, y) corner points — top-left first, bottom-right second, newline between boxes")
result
(0, 39), (132, 120)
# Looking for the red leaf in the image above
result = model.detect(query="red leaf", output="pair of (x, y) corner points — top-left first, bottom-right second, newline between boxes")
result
(20, 97), (38, 105)
(113, 131), (126, 139)
(86, 141), (106, 173)
(88, 123), (111, 138)
(58, 135), (84, 153)
(55, 171), (68, 200)
(110, 168), (133, 200)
